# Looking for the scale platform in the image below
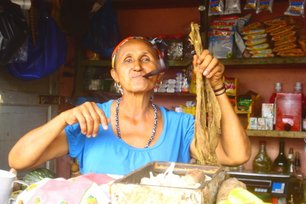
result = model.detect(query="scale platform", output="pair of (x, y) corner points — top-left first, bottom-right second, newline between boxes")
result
(227, 170), (304, 203)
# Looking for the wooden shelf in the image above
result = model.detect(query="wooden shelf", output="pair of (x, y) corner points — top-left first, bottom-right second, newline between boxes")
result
(220, 57), (306, 66)
(80, 56), (306, 68)
(246, 130), (306, 139)
(80, 59), (192, 68)
(111, 0), (199, 9)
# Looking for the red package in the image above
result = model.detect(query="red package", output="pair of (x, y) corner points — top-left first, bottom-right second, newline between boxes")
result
(275, 93), (302, 131)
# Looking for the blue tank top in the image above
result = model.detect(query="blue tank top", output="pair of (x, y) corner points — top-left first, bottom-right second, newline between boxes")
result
(65, 100), (194, 175)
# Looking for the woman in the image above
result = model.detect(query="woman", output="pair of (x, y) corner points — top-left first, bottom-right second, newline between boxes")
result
(9, 36), (250, 175)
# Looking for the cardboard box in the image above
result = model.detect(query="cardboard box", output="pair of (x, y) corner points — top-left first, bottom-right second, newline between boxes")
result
(257, 117), (267, 130)
(265, 118), (273, 130)
(275, 93), (302, 131)
(262, 103), (274, 119)
(248, 117), (258, 130)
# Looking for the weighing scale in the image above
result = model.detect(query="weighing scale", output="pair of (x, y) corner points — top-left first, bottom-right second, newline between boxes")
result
(228, 170), (304, 203)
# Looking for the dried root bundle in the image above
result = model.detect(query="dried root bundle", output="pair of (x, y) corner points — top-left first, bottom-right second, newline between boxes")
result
(189, 22), (221, 165)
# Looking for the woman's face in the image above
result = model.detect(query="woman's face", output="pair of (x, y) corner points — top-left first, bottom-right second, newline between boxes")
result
(111, 39), (162, 94)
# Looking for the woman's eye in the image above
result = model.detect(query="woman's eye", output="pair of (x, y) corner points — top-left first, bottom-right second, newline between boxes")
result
(124, 57), (133, 63)
(141, 56), (151, 62)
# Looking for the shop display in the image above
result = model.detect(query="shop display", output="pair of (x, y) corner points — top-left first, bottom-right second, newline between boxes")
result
(242, 22), (274, 58)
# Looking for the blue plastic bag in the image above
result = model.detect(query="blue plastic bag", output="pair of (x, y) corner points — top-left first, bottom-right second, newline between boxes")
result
(7, 0), (67, 80)
(82, 0), (120, 59)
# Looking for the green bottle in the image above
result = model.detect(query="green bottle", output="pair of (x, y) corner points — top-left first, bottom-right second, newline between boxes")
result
(253, 141), (272, 173)
(272, 139), (289, 174)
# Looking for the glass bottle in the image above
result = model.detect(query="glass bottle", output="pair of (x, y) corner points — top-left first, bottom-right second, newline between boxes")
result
(294, 151), (303, 179)
(253, 141), (272, 173)
(272, 139), (289, 174)
(287, 148), (295, 176)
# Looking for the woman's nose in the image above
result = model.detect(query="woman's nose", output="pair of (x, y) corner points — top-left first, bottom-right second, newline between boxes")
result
(133, 60), (142, 71)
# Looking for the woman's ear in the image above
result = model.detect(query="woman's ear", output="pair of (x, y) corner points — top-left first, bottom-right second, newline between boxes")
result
(110, 68), (119, 83)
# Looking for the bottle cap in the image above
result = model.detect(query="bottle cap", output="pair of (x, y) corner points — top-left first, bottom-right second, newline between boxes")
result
(275, 82), (282, 92)
(295, 81), (302, 92)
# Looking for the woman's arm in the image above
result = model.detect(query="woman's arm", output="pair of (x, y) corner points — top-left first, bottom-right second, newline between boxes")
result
(215, 92), (251, 165)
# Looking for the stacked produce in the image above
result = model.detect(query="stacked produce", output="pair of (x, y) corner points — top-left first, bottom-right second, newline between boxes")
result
(264, 17), (305, 57)
(240, 16), (306, 58)
(241, 22), (274, 58)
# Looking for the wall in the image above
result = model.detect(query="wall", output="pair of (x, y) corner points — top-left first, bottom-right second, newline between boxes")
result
(0, 67), (58, 174)
(115, 5), (306, 174)
(116, 7), (200, 37)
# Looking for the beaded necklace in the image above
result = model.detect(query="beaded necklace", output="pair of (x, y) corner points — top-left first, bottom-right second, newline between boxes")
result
(115, 98), (157, 148)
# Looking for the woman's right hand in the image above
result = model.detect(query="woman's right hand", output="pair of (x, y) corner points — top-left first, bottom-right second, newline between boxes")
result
(61, 102), (109, 137)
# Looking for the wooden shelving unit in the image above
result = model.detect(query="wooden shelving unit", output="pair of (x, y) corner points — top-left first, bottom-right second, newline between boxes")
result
(247, 130), (306, 139)
(220, 57), (306, 66)
(80, 56), (306, 69)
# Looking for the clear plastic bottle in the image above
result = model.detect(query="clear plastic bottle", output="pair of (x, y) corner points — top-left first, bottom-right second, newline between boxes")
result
(269, 82), (282, 103)
(294, 82), (302, 93)
(294, 81), (305, 105)
(294, 82), (305, 131)
(269, 82), (282, 129)
(253, 141), (272, 173)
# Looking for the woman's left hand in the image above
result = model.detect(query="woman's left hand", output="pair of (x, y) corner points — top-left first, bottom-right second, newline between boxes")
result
(193, 49), (225, 90)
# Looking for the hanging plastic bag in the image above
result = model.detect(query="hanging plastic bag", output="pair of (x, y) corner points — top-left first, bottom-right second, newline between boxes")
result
(7, 0), (67, 80)
(208, 0), (224, 16)
(82, 0), (120, 58)
(224, 0), (241, 15)
(256, 0), (274, 14)
(0, 0), (28, 66)
(284, 0), (305, 18)
(244, 0), (257, 10)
